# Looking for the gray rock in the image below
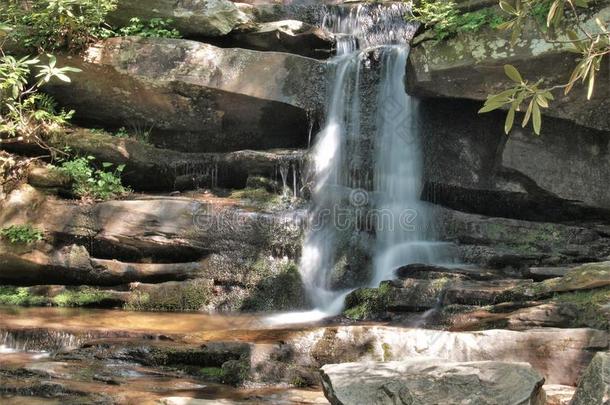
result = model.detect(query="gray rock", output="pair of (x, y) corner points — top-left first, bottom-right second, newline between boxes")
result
(108, 0), (251, 37)
(419, 98), (610, 216)
(321, 359), (546, 405)
(209, 20), (335, 58)
(408, 3), (610, 131)
(571, 352), (610, 405)
(45, 37), (327, 153)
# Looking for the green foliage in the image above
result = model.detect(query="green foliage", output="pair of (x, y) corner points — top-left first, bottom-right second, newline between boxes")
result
(0, 224), (44, 244)
(113, 126), (129, 138)
(409, 0), (508, 40)
(0, 54), (79, 141)
(0, 287), (46, 306)
(59, 155), (129, 200)
(52, 288), (114, 307)
(111, 125), (152, 144)
(478, 64), (553, 135)
(1, 0), (118, 52)
(114, 18), (181, 38)
(480, 0), (608, 134)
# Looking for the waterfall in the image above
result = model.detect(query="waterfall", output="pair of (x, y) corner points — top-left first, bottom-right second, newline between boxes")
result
(268, 3), (450, 324)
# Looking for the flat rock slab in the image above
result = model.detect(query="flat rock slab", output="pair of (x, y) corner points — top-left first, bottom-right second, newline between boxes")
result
(321, 359), (545, 405)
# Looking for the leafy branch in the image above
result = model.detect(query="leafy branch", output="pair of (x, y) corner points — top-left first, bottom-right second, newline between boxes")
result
(479, 0), (609, 135)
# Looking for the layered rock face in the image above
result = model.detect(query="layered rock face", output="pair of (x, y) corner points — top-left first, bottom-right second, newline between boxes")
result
(420, 98), (610, 218)
(407, 0), (610, 132)
(45, 37), (327, 153)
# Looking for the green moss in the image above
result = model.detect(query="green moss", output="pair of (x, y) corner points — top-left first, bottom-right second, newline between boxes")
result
(381, 343), (392, 361)
(343, 282), (392, 321)
(220, 359), (249, 386)
(290, 375), (308, 387)
(124, 280), (211, 312)
(230, 187), (281, 207)
(553, 287), (610, 330)
(240, 259), (308, 311)
(198, 367), (225, 381)
(52, 288), (114, 307)
(0, 287), (47, 306)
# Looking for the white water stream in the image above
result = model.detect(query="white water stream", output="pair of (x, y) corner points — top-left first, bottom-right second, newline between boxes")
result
(268, 4), (451, 325)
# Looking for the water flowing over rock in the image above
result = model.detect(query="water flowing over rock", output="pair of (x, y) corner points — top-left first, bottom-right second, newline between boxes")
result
(295, 2), (450, 318)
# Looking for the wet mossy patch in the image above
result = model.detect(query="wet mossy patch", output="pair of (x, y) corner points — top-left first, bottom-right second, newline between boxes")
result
(125, 279), (212, 312)
(343, 282), (392, 321)
(240, 259), (309, 311)
(553, 287), (610, 330)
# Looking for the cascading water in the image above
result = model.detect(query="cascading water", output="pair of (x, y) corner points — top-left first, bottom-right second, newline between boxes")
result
(268, 3), (451, 324)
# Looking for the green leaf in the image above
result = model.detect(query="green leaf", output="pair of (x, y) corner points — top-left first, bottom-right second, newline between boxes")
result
(504, 64), (523, 83)
(522, 99), (533, 127)
(478, 101), (506, 113)
(499, 1), (517, 14)
(535, 94), (549, 108)
(532, 101), (541, 135)
(56, 73), (71, 82)
(547, 0), (561, 27)
(495, 20), (515, 30)
(487, 88), (518, 103)
(587, 68), (595, 99)
(102, 162), (113, 168)
(504, 104), (516, 134)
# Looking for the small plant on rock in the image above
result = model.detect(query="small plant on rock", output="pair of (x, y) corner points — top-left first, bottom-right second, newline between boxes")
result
(59, 155), (129, 200)
(116, 18), (181, 39)
(0, 224), (44, 244)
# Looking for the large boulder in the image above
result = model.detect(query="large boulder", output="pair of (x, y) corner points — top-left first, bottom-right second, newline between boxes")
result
(419, 98), (610, 217)
(320, 359), (546, 405)
(208, 20), (335, 58)
(293, 326), (608, 386)
(571, 351), (610, 405)
(108, 0), (251, 37)
(45, 37), (327, 153)
(407, 2), (610, 131)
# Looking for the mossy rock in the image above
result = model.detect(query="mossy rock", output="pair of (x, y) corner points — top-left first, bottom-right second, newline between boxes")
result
(125, 279), (212, 312)
(343, 282), (392, 321)
(553, 287), (610, 331)
(240, 259), (309, 311)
